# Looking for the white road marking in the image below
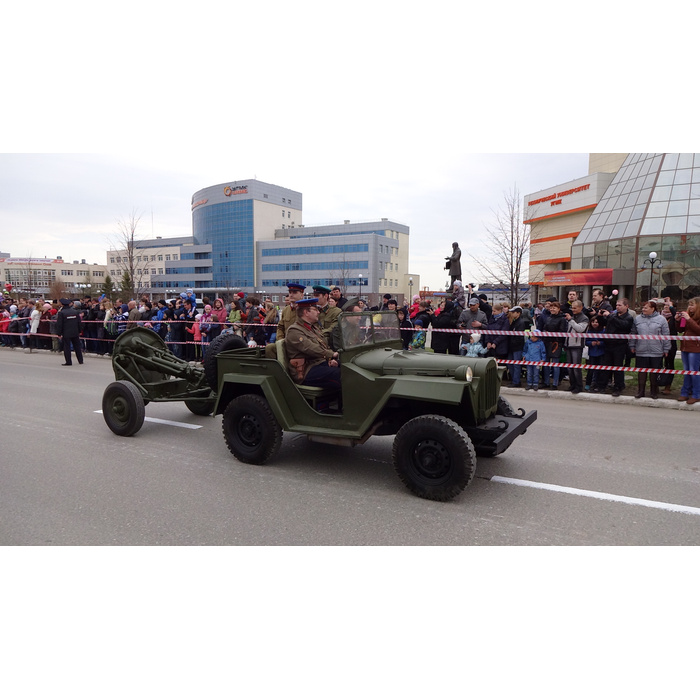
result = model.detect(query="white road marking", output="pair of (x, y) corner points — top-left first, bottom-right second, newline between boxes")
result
(491, 476), (700, 517)
(94, 410), (202, 430)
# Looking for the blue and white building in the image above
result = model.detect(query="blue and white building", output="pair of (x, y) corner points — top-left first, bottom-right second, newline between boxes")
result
(110, 178), (418, 302)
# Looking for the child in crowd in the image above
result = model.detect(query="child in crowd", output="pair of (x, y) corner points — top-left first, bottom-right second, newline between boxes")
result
(523, 329), (547, 391)
(409, 319), (426, 350)
(186, 313), (203, 360)
(584, 315), (605, 391)
(460, 332), (488, 357)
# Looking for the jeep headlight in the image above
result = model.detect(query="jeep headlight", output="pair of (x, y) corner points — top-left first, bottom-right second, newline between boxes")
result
(454, 365), (473, 383)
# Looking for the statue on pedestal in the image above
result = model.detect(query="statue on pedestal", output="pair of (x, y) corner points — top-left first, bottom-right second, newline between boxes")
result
(445, 242), (462, 290)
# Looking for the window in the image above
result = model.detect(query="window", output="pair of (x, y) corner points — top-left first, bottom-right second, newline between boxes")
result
(150, 255), (156, 261)
(110, 257), (115, 264)
(158, 255), (163, 261)
(165, 255), (171, 261)
(158, 268), (163, 275)
(151, 268), (156, 275)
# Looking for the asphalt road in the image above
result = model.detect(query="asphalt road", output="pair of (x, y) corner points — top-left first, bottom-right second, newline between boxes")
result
(1, 347), (699, 545)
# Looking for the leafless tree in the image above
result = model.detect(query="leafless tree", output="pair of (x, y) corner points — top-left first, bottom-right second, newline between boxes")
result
(470, 185), (530, 306)
(107, 209), (145, 300)
(49, 279), (67, 301)
(330, 253), (356, 297)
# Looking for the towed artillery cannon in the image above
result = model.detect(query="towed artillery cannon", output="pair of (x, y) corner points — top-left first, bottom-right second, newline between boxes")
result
(102, 326), (220, 436)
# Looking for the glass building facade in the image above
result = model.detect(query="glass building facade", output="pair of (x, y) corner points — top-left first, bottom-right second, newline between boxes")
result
(571, 153), (700, 304)
(192, 199), (254, 289)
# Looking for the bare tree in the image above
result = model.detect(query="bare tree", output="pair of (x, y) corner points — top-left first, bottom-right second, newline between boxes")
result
(330, 253), (356, 297)
(470, 185), (530, 306)
(49, 279), (67, 301)
(107, 210), (145, 300)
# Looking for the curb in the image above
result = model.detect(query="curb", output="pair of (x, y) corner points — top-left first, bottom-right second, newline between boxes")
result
(500, 386), (700, 411)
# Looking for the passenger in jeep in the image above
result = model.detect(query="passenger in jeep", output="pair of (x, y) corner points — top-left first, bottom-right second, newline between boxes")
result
(284, 298), (341, 390)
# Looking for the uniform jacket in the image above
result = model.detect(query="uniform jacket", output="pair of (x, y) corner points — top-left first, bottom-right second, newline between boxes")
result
(285, 321), (335, 383)
(276, 304), (297, 340)
(56, 306), (83, 338)
(318, 304), (341, 342)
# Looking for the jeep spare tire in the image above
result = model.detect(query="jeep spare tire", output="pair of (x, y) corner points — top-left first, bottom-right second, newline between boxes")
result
(203, 333), (247, 391)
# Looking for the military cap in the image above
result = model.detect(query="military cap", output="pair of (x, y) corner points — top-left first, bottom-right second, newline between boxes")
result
(296, 297), (319, 307)
(312, 284), (332, 294)
(287, 283), (306, 292)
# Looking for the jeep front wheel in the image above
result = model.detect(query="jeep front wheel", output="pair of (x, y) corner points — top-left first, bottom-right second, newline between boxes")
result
(222, 394), (283, 464)
(392, 415), (476, 501)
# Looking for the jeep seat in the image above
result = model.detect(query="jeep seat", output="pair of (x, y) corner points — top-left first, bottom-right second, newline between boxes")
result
(275, 339), (338, 410)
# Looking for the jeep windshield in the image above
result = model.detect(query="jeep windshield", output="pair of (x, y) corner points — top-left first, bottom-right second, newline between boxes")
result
(339, 310), (401, 349)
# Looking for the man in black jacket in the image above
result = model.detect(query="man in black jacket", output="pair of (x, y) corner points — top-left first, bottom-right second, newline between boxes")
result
(55, 299), (84, 366)
(593, 298), (634, 396)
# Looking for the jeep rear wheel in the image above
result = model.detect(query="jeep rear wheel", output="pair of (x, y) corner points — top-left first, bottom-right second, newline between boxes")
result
(392, 415), (476, 501)
(222, 394), (283, 464)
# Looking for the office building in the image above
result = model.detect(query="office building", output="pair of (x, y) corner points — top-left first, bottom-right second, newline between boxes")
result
(526, 154), (700, 306)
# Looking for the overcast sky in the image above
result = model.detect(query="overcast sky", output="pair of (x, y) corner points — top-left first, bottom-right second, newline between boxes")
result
(0, 152), (589, 290)
(4, 2), (688, 292)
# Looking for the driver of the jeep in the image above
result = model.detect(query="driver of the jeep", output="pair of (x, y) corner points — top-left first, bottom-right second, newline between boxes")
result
(284, 298), (342, 390)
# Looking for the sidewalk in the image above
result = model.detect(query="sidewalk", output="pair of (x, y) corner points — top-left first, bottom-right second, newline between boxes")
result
(500, 381), (700, 411)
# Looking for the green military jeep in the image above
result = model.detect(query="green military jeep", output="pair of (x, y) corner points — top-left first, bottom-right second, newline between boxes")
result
(210, 311), (536, 502)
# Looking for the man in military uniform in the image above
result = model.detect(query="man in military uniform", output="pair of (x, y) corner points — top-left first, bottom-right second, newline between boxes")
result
(276, 283), (306, 341)
(314, 284), (341, 343)
(55, 298), (84, 366)
(265, 283), (306, 358)
(285, 298), (341, 390)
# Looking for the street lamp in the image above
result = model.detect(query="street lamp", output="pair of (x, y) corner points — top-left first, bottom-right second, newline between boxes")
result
(641, 251), (663, 301)
(358, 273), (363, 290)
(408, 276), (413, 301)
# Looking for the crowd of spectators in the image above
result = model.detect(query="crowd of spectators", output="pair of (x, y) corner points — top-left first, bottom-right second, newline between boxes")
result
(3, 285), (699, 404)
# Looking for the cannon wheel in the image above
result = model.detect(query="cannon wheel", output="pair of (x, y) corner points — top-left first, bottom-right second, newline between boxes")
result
(103, 380), (145, 436)
(222, 394), (282, 464)
(393, 415), (476, 501)
(203, 333), (248, 391)
(184, 397), (217, 416)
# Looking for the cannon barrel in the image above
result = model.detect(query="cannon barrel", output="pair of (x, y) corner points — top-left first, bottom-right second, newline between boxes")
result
(110, 327), (210, 399)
